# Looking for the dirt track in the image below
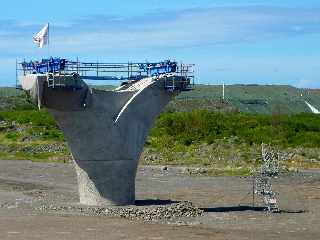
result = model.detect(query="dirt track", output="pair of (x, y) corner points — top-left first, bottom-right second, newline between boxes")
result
(0, 160), (319, 240)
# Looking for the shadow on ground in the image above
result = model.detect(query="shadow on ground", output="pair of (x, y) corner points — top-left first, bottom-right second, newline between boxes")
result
(135, 199), (179, 206)
(201, 205), (307, 214)
(201, 205), (266, 213)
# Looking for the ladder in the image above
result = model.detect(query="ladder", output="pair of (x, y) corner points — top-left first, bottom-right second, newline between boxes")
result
(47, 73), (68, 88)
(164, 75), (176, 92)
(47, 73), (55, 88)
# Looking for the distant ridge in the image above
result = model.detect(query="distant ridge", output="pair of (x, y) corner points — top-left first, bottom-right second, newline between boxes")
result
(172, 84), (320, 114)
(0, 84), (319, 115)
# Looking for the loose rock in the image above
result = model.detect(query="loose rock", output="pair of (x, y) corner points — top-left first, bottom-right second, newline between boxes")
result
(35, 201), (203, 223)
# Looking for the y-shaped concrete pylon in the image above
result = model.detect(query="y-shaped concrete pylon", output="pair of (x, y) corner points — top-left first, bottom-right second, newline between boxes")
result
(21, 74), (180, 205)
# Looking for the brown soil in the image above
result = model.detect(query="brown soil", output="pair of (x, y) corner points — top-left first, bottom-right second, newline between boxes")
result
(0, 160), (319, 240)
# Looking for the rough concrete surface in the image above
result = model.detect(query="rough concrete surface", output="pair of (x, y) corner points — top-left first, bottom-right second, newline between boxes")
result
(20, 74), (180, 206)
(0, 160), (319, 240)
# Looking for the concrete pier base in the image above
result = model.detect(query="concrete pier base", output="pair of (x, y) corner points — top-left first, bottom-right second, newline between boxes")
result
(20, 74), (182, 206)
(74, 160), (137, 206)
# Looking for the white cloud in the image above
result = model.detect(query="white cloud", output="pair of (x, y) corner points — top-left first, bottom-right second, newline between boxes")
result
(54, 6), (320, 53)
(1, 6), (320, 55)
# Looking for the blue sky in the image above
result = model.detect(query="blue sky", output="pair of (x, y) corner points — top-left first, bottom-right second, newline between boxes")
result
(1, 0), (320, 87)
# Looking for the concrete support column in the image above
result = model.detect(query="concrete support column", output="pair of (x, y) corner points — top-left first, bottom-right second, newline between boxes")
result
(21, 75), (180, 206)
(74, 160), (138, 206)
(47, 78), (175, 206)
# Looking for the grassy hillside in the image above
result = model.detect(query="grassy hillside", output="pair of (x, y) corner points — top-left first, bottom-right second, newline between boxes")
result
(0, 89), (35, 111)
(168, 85), (320, 114)
(0, 87), (21, 97)
(1, 84), (319, 114)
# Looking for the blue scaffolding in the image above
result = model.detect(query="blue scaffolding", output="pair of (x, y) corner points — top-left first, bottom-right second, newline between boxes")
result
(17, 58), (195, 91)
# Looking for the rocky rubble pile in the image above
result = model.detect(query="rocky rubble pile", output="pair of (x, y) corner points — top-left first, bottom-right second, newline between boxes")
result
(36, 201), (203, 222)
(22, 144), (65, 154)
(184, 167), (208, 175)
(0, 120), (8, 129)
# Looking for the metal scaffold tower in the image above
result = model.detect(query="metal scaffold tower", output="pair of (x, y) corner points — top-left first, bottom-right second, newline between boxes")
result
(253, 144), (280, 213)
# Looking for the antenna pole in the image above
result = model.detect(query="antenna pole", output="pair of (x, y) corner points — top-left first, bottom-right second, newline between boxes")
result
(222, 82), (225, 101)
(15, 59), (18, 89)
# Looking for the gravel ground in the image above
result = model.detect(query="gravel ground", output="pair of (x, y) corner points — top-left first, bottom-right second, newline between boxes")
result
(35, 201), (203, 224)
(0, 160), (319, 240)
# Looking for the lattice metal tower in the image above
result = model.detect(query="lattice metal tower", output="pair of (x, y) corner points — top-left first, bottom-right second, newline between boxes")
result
(254, 144), (280, 212)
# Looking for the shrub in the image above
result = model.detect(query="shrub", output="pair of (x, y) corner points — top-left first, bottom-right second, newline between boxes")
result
(150, 111), (320, 148)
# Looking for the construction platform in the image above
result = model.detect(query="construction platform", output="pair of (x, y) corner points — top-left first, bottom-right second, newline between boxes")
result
(17, 58), (194, 92)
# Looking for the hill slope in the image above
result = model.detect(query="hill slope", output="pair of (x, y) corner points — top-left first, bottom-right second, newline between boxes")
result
(1, 85), (319, 114)
(169, 85), (320, 114)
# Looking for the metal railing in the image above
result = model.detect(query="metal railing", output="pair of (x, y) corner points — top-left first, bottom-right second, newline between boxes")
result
(16, 58), (195, 91)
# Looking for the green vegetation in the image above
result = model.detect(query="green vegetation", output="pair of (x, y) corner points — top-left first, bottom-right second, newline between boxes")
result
(166, 85), (320, 114)
(141, 111), (320, 175)
(0, 92), (35, 111)
(0, 85), (319, 175)
(150, 111), (320, 148)
(0, 109), (68, 162)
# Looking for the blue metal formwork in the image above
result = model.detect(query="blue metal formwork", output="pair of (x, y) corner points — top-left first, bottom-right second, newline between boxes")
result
(22, 58), (66, 74)
(139, 60), (177, 77)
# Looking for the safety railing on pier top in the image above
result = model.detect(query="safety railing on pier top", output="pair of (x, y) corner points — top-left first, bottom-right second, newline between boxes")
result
(16, 58), (195, 91)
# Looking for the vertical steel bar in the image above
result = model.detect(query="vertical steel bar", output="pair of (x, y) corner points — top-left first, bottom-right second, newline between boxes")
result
(128, 62), (130, 79)
(15, 59), (18, 89)
(77, 57), (79, 74)
(97, 60), (99, 77)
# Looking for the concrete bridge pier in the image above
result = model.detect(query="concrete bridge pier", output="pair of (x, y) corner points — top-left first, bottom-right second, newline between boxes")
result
(32, 76), (178, 206)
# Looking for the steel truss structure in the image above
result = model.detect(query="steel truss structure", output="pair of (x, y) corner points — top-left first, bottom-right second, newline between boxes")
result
(253, 144), (280, 213)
